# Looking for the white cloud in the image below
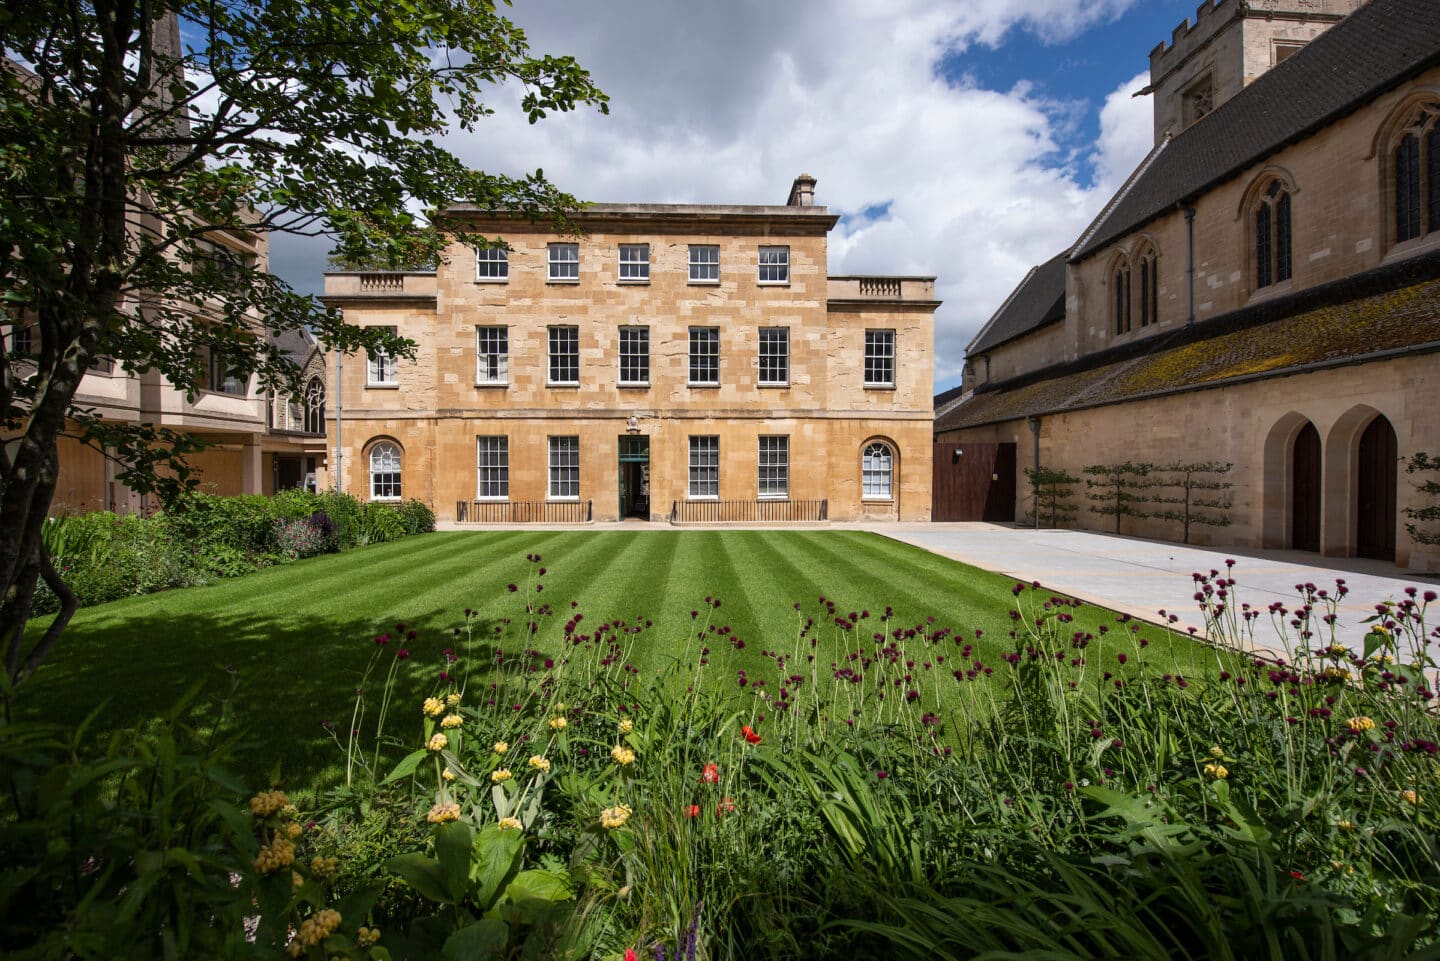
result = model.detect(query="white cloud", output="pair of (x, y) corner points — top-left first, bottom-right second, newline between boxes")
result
(277, 0), (1160, 390)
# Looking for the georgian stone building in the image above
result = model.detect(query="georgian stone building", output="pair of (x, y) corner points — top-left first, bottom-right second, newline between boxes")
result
(321, 176), (937, 523)
(936, 0), (1440, 569)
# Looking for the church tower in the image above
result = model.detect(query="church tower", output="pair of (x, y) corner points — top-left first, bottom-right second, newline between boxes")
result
(1143, 0), (1368, 144)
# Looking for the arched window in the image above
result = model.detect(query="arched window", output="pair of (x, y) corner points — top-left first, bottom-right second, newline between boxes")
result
(862, 442), (893, 500)
(1136, 247), (1159, 327)
(304, 377), (326, 435)
(1393, 102), (1440, 243)
(369, 441), (402, 500)
(1111, 257), (1131, 335)
(1254, 180), (1293, 288)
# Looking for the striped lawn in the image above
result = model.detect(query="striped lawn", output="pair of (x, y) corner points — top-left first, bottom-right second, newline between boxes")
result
(18, 531), (1215, 786)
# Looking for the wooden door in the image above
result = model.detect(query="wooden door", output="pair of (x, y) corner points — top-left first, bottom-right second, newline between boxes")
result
(1291, 422), (1321, 552)
(932, 442), (1016, 522)
(1356, 415), (1397, 561)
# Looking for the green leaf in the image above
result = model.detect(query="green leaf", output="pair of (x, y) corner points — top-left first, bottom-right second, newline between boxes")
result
(382, 748), (428, 785)
(471, 825), (525, 911)
(442, 917), (509, 961)
(435, 821), (475, 903)
(384, 853), (456, 905)
(503, 869), (571, 905)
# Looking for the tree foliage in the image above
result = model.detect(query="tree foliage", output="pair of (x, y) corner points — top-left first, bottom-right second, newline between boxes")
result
(1083, 462), (1152, 535)
(1146, 461), (1233, 544)
(1024, 466), (1081, 529)
(0, 0), (607, 687)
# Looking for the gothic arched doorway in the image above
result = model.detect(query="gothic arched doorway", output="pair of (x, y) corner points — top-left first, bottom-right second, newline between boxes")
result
(1291, 421), (1321, 553)
(1356, 415), (1397, 561)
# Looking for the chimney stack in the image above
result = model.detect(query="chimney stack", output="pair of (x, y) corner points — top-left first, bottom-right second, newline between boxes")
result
(786, 173), (817, 207)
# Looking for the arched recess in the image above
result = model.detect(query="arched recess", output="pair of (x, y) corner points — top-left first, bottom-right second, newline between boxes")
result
(364, 436), (404, 502)
(1237, 167), (1298, 293)
(860, 435), (900, 518)
(1323, 405), (1393, 558)
(1356, 415), (1398, 561)
(1368, 91), (1440, 248)
(1261, 412), (1319, 549)
(1107, 252), (1132, 336)
(304, 376), (326, 435)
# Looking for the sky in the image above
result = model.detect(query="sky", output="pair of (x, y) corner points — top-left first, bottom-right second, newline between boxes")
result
(267, 0), (1210, 394)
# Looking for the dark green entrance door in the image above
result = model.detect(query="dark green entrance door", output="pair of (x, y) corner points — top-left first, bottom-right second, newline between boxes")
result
(618, 436), (650, 519)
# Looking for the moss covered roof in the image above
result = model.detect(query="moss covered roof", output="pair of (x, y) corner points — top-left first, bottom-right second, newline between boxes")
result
(936, 259), (1440, 433)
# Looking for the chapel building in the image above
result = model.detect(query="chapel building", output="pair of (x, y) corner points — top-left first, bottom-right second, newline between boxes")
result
(935, 0), (1440, 569)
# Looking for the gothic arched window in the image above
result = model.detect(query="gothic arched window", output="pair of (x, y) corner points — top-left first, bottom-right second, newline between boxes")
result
(1255, 180), (1293, 289)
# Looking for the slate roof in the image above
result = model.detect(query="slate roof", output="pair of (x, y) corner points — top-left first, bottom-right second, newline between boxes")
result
(1072, 0), (1440, 261)
(268, 327), (315, 363)
(967, 250), (1068, 354)
(935, 251), (1440, 433)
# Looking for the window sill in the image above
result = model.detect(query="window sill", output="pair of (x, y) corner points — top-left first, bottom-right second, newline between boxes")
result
(474, 277), (509, 284)
(758, 382), (790, 389)
(476, 496), (509, 502)
(1246, 278), (1295, 306)
(618, 382), (651, 389)
(688, 382), (720, 389)
(198, 387), (250, 399)
(617, 278), (651, 286)
(687, 495), (720, 501)
(372, 496), (402, 503)
(547, 381), (580, 388)
(366, 382), (400, 390)
(475, 381), (509, 389)
(546, 277), (580, 285)
(688, 279), (721, 286)
(547, 496), (581, 503)
(757, 280), (791, 287)
(758, 495), (790, 502)
(862, 497), (895, 504)
(1383, 230), (1440, 265)
(863, 383), (896, 391)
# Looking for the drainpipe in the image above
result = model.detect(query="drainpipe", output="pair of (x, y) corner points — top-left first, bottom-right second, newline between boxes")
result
(1184, 205), (1196, 327)
(1028, 416), (1041, 530)
(333, 348), (344, 492)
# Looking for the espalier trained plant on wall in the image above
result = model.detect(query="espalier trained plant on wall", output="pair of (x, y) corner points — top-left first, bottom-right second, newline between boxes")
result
(1024, 466), (1081, 529)
(1145, 461), (1234, 544)
(1403, 452), (1440, 546)
(1083, 462), (1152, 535)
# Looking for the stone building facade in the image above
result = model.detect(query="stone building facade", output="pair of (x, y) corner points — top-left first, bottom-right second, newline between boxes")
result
(937, 0), (1440, 570)
(322, 177), (937, 523)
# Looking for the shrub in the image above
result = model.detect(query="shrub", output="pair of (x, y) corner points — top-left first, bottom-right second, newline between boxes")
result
(273, 516), (330, 560)
(314, 490), (365, 549)
(357, 502), (406, 545)
(395, 498), (436, 536)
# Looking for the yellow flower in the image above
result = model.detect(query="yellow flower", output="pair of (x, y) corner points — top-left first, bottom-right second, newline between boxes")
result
(549, 716), (568, 731)
(1323, 666), (1350, 681)
(618, 718), (634, 734)
(446, 692), (462, 706)
(284, 821), (303, 839)
(285, 939), (305, 959)
(1337, 819), (1355, 832)
(254, 833), (296, 874)
(310, 855), (339, 878)
(1370, 624), (1391, 637)
(491, 768), (512, 783)
(611, 745), (636, 766)
(498, 816), (523, 831)
(296, 908), (342, 947)
(528, 755), (551, 773)
(1203, 763), (1229, 780)
(442, 768), (457, 782)
(427, 732), (448, 752)
(423, 697), (446, 717)
(357, 926), (381, 948)
(1326, 644), (1349, 658)
(249, 789), (289, 817)
(427, 802), (461, 824)
(493, 740), (509, 754)
(1208, 746), (1225, 759)
(1346, 716), (1375, 733)
(1401, 789), (1421, 806)
(292, 870), (304, 888)
(554, 702), (567, 712)
(598, 804), (632, 829)
(441, 713), (463, 729)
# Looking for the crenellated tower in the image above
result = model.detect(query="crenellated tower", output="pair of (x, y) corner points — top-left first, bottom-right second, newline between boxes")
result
(1142, 0), (1367, 144)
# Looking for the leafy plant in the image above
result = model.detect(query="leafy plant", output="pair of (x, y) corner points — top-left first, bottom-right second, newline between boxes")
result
(1025, 466), (1081, 528)
(1403, 452), (1440, 546)
(1084, 461), (1153, 534)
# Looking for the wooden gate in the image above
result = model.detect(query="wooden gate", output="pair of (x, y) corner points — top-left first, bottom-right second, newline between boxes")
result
(1291, 422), (1321, 552)
(931, 442), (1016, 522)
(1356, 415), (1397, 561)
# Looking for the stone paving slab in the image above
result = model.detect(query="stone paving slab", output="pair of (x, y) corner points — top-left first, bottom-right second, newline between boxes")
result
(875, 524), (1440, 664)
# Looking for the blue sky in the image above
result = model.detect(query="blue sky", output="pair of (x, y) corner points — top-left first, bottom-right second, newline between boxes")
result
(265, 1), (1209, 392)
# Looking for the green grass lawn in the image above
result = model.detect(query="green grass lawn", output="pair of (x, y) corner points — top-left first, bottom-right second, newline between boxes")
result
(16, 530), (1217, 786)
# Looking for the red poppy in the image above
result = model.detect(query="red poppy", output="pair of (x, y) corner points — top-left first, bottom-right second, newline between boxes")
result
(685, 804), (700, 819)
(716, 797), (736, 817)
(741, 724), (762, 745)
(701, 762), (720, 784)
(624, 950), (638, 961)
